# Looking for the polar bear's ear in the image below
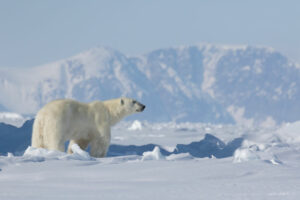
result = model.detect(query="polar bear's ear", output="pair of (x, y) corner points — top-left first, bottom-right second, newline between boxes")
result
(121, 99), (124, 106)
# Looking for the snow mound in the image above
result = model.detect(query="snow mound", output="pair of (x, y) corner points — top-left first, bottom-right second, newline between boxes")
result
(166, 153), (194, 161)
(23, 146), (65, 161)
(233, 146), (260, 163)
(128, 120), (143, 131)
(142, 146), (165, 161)
(23, 146), (95, 161)
(233, 139), (284, 165)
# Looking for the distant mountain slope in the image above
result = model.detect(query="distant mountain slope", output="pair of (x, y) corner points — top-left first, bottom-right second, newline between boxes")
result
(0, 44), (299, 124)
(0, 119), (33, 155)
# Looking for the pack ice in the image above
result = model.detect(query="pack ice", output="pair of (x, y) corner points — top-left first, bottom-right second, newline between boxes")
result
(0, 120), (300, 199)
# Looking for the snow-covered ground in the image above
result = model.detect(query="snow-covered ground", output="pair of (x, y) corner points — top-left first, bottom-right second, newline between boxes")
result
(1, 121), (300, 199)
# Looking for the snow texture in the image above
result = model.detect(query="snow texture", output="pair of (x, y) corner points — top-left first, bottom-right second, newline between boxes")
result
(1, 120), (300, 199)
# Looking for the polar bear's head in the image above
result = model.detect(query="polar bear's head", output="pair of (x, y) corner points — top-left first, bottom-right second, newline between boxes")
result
(120, 98), (146, 114)
(102, 97), (146, 126)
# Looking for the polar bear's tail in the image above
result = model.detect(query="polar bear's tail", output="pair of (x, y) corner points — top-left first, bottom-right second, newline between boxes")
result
(31, 117), (45, 148)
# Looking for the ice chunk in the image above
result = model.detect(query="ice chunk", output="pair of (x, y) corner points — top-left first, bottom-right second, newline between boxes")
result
(7, 152), (14, 158)
(22, 146), (95, 161)
(142, 146), (165, 161)
(268, 158), (283, 165)
(128, 120), (142, 131)
(68, 144), (94, 161)
(23, 146), (65, 162)
(233, 148), (260, 163)
(166, 153), (193, 161)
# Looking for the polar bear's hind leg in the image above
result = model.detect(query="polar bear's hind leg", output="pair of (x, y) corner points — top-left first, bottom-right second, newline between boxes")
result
(67, 139), (90, 154)
(31, 117), (45, 148)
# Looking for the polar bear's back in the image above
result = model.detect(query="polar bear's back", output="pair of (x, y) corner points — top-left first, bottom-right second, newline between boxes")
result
(32, 99), (96, 148)
(36, 99), (90, 123)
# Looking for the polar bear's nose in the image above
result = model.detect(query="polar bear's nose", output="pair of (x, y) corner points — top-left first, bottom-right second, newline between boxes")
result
(137, 103), (146, 112)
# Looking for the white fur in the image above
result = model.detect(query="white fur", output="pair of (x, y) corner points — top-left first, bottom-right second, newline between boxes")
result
(31, 98), (145, 157)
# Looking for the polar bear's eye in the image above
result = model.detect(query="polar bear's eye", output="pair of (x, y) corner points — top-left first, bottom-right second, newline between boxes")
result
(132, 100), (137, 104)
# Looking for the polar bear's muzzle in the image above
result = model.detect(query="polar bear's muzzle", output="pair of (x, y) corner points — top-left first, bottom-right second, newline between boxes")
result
(136, 103), (146, 112)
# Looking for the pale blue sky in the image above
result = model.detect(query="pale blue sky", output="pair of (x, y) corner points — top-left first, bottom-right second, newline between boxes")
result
(0, 0), (299, 68)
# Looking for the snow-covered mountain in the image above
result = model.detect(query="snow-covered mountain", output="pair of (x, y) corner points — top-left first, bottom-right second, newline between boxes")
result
(0, 44), (299, 124)
(0, 112), (28, 127)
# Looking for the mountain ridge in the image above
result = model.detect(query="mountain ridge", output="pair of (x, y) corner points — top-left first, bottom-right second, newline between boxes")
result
(0, 44), (299, 125)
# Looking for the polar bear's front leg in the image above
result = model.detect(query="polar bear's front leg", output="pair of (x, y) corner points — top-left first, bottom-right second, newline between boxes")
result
(90, 127), (111, 158)
(90, 137), (110, 158)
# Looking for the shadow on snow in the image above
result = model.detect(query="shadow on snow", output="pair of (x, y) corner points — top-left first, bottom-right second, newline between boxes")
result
(108, 134), (243, 158)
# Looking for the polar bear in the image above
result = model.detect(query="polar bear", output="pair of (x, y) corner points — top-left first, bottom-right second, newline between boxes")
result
(31, 98), (145, 157)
